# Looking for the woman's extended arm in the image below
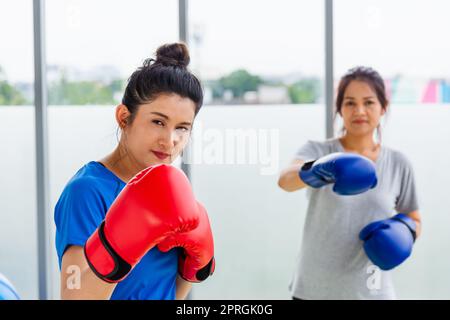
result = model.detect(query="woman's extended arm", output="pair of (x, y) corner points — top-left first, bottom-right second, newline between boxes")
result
(278, 159), (307, 192)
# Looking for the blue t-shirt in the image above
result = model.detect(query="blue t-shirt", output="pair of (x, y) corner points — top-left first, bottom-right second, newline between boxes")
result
(54, 161), (179, 300)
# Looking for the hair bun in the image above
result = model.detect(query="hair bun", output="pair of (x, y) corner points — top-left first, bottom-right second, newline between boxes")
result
(155, 42), (190, 68)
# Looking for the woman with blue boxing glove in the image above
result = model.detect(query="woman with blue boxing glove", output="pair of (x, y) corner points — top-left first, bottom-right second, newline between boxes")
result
(278, 66), (421, 300)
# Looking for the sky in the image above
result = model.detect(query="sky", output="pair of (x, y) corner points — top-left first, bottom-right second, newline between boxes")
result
(1, 0), (450, 82)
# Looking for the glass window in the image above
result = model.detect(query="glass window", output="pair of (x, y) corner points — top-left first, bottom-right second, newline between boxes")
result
(0, 0), (38, 299)
(189, 0), (324, 106)
(187, 0), (325, 298)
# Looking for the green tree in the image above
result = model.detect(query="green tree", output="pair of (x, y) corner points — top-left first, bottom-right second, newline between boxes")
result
(49, 76), (116, 105)
(219, 69), (263, 98)
(108, 79), (125, 94)
(288, 78), (321, 103)
(0, 82), (27, 105)
(205, 79), (225, 99)
(0, 66), (28, 105)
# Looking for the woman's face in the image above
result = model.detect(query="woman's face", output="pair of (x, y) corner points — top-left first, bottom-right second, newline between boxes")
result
(119, 93), (195, 169)
(340, 80), (386, 137)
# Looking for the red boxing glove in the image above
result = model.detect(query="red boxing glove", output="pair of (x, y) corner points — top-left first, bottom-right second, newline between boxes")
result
(84, 164), (200, 283)
(158, 202), (215, 282)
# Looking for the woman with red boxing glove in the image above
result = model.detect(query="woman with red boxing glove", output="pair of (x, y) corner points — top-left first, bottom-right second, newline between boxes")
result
(55, 43), (214, 300)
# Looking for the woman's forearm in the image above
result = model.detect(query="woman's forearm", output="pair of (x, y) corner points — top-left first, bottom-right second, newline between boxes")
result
(407, 210), (422, 239)
(175, 275), (192, 300)
(278, 162), (307, 192)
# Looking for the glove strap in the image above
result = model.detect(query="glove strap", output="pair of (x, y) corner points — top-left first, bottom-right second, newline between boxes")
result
(393, 213), (417, 242)
(84, 221), (132, 283)
(299, 160), (330, 188)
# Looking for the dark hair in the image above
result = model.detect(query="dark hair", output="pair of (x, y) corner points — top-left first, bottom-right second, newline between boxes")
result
(121, 42), (203, 125)
(335, 66), (388, 140)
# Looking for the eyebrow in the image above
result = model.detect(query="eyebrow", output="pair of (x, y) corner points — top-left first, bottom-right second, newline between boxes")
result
(344, 96), (375, 100)
(150, 111), (169, 119)
(150, 111), (192, 126)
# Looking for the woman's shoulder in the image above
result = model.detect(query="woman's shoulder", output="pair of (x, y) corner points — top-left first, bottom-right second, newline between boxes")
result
(304, 138), (341, 152)
(61, 161), (117, 199)
(54, 162), (117, 219)
(295, 138), (340, 160)
(381, 145), (414, 169)
(301, 138), (338, 148)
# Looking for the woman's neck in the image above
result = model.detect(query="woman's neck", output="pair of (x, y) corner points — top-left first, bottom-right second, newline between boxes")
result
(99, 146), (142, 183)
(339, 133), (380, 161)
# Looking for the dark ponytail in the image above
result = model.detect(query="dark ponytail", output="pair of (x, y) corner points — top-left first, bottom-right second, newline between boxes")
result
(121, 42), (203, 125)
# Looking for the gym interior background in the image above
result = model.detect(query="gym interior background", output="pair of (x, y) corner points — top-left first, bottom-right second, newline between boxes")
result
(0, 0), (449, 299)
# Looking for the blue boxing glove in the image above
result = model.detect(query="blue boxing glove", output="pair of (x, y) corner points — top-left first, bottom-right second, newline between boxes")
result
(299, 152), (377, 195)
(0, 273), (20, 300)
(359, 213), (417, 270)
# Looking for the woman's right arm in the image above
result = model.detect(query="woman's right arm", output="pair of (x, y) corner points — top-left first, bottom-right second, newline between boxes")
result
(60, 245), (117, 300)
(278, 159), (308, 192)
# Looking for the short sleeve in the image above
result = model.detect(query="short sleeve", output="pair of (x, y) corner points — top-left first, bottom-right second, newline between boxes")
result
(54, 177), (106, 268)
(395, 154), (419, 214)
(294, 140), (322, 162)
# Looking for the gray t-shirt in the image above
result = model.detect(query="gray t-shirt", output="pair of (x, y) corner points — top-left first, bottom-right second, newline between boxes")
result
(289, 138), (419, 300)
